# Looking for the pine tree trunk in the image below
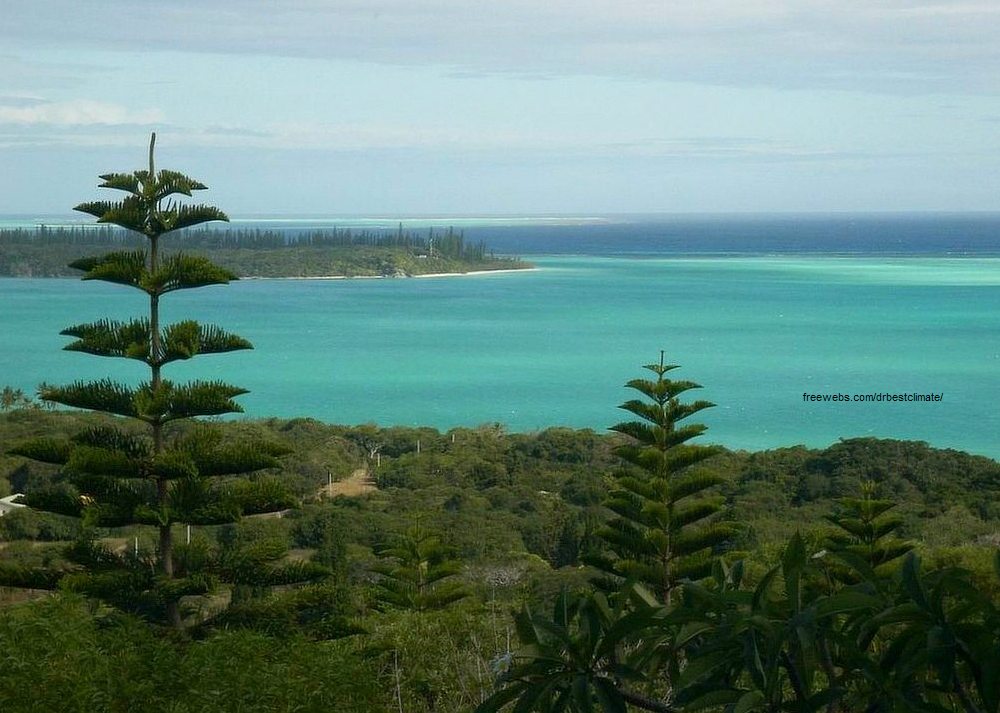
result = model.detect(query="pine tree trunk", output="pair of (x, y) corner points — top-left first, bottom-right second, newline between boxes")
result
(145, 142), (181, 628)
(152, 287), (179, 627)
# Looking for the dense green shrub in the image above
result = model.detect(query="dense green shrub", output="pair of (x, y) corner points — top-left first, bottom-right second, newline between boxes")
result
(0, 595), (383, 712)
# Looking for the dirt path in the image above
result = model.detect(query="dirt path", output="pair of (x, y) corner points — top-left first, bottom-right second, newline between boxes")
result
(321, 467), (376, 498)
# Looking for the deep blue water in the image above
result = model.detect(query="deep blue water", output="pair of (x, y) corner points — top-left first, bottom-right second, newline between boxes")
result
(462, 214), (1000, 256)
(7, 212), (1000, 255)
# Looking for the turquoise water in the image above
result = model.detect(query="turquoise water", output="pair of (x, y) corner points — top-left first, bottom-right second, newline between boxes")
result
(2, 255), (1000, 457)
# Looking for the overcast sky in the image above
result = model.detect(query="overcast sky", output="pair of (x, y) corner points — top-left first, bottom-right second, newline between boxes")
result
(2, 1), (999, 215)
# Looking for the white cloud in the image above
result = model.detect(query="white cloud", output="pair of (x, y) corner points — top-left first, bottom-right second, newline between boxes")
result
(0, 99), (162, 126)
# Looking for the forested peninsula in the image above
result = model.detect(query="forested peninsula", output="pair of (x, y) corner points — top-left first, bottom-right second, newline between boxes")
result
(0, 225), (530, 278)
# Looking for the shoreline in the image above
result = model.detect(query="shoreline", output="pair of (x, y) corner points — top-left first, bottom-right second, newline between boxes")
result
(1, 407), (995, 460)
(414, 267), (534, 278)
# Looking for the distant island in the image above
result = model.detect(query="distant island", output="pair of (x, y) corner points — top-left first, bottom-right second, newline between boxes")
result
(0, 225), (531, 279)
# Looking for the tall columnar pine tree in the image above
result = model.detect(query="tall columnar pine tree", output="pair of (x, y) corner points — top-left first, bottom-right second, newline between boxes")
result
(372, 526), (469, 612)
(586, 352), (735, 605)
(822, 479), (914, 587)
(0, 134), (318, 628)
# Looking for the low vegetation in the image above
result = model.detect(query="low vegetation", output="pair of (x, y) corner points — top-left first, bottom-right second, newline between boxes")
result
(1, 404), (997, 711)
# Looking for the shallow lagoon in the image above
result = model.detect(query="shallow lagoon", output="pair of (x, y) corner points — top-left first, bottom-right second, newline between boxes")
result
(2, 255), (999, 457)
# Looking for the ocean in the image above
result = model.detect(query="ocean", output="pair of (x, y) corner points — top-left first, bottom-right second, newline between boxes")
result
(2, 213), (999, 457)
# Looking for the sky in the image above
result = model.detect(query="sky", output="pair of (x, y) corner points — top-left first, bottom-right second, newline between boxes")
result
(1, 1), (999, 215)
